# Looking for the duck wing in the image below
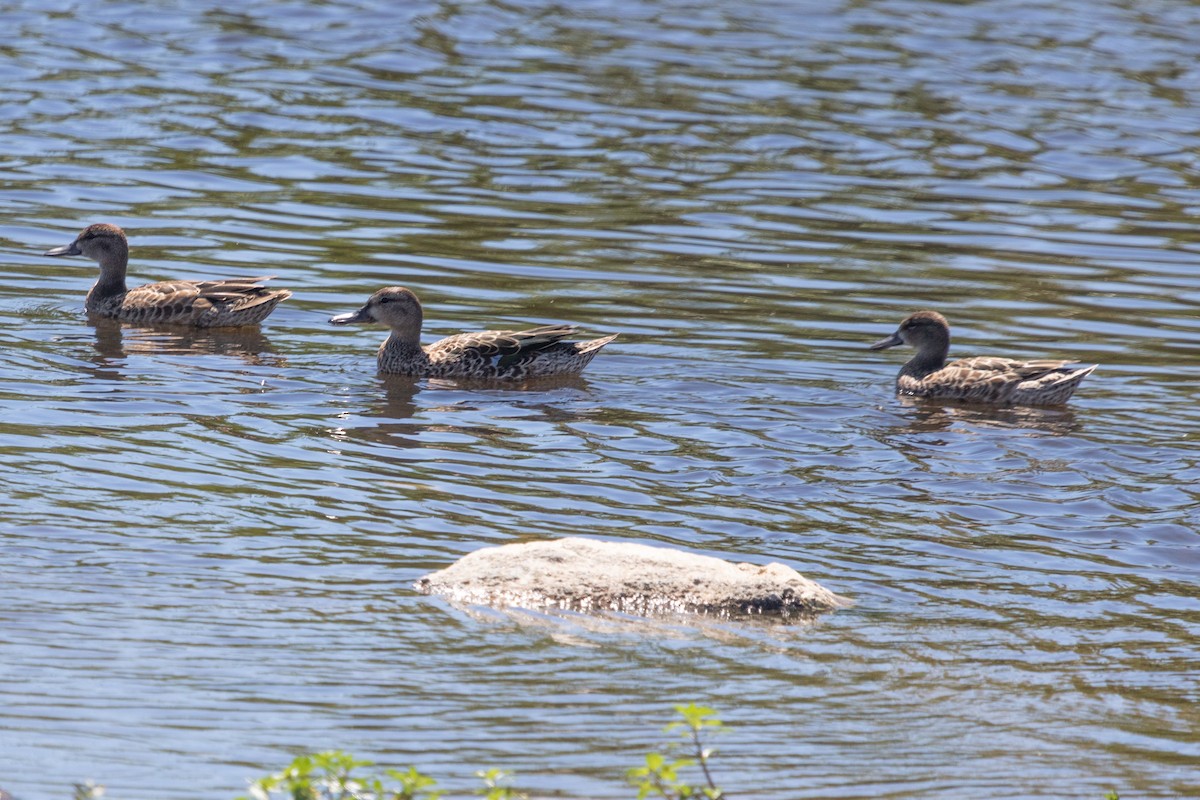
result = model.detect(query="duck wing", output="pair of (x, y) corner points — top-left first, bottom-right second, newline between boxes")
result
(125, 276), (289, 310)
(429, 324), (579, 365)
(913, 357), (1095, 404)
(949, 357), (1082, 380)
(191, 276), (289, 309)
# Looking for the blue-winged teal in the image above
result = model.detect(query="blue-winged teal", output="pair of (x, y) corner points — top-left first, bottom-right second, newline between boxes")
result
(869, 310), (1096, 405)
(44, 223), (291, 327)
(330, 286), (617, 379)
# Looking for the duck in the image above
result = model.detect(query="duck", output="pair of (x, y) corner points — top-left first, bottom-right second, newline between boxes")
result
(869, 310), (1096, 405)
(330, 286), (617, 379)
(44, 223), (291, 327)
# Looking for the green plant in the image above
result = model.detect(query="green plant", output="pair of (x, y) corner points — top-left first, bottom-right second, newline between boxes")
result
(72, 781), (105, 800)
(626, 704), (725, 799)
(60, 710), (1124, 800)
(386, 767), (443, 800)
(474, 769), (527, 800)
(240, 750), (442, 800)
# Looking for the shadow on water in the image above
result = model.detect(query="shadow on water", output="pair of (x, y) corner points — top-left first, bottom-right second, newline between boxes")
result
(84, 316), (282, 364)
(437, 597), (837, 646)
(329, 373), (603, 448)
(883, 395), (1083, 436)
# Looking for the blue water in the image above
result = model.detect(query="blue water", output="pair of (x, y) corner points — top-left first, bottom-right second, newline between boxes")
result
(1, 0), (1198, 798)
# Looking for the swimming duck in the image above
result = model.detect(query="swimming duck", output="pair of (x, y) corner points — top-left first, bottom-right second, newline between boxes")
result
(44, 223), (291, 327)
(330, 286), (617, 379)
(869, 310), (1096, 405)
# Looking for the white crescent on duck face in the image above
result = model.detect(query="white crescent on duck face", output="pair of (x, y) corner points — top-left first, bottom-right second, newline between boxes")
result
(329, 286), (618, 379)
(869, 310), (1096, 406)
(44, 223), (292, 327)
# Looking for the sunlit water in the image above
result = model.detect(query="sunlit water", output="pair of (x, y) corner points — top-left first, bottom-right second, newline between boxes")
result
(1, 0), (1198, 798)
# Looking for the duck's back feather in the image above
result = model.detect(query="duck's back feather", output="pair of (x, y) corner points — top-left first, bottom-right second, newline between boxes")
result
(428, 324), (579, 365)
(900, 358), (1096, 405)
(377, 325), (615, 378)
(92, 276), (291, 327)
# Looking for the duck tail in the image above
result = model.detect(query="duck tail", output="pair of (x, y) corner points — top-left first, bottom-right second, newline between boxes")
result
(577, 333), (619, 354)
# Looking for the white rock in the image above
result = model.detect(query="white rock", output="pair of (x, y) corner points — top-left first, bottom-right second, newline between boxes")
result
(415, 537), (850, 619)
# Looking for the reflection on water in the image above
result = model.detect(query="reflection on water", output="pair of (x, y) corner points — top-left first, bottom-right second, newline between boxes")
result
(1, 0), (1199, 799)
(885, 395), (1083, 436)
(83, 318), (282, 363)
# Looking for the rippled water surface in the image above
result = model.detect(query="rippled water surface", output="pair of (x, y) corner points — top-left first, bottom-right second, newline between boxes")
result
(2, 0), (1199, 798)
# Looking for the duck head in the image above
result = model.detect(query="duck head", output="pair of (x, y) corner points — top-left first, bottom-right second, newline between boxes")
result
(330, 286), (424, 335)
(869, 310), (950, 352)
(45, 223), (129, 264)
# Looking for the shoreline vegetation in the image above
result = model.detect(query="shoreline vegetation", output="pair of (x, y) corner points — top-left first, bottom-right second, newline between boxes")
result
(237, 704), (726, 800)
(60, 706), (727, 800)
(35, 706), (1120, 800)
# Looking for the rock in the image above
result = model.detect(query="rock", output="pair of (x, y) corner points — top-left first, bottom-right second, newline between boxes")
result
(415, 537), (850, 619)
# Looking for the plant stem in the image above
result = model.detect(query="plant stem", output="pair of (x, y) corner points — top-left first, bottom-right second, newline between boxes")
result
(691, 726), (719, 795)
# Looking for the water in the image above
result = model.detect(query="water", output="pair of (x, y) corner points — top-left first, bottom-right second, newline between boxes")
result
(1, 0), (1198, 797)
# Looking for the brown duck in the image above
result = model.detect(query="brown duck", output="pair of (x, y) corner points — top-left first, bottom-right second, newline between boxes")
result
(330, 286), (617, 379)
(869, 310), (1096, 405)
(45, 223), (291, 327)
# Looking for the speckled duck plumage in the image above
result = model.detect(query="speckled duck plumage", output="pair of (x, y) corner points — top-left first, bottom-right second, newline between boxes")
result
(330, 286), (617, 379)
(869, 310), (1096, 406)
(45, 223), (291, 327)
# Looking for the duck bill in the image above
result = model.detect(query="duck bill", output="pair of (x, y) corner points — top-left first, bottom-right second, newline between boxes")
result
(869, 331), (904, 350)
(329, 305), (374, 325)
(44, 241), (82, 257)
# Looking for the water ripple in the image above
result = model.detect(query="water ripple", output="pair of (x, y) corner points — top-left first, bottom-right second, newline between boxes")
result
(1, 0), (1198, 799)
